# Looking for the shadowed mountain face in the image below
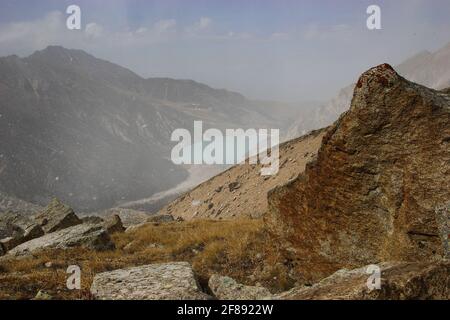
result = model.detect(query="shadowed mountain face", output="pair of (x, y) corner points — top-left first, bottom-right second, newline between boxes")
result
(0, 46), (293, 211)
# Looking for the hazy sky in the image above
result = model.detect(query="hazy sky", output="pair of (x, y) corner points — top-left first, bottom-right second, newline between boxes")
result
(0, 0), (449, 102)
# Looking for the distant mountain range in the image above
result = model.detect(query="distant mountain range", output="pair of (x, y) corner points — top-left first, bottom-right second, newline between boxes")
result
(1, 43), (450, 212)
(0, 46), (301, 211)
(287, 42), (450, 138)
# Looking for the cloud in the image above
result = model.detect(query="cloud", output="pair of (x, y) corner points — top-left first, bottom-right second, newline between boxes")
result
(269, 32), (290, 41)
(197, 17), (212, 30)
(0, 11), (66, 50)
(85, 23), (103, 39)
(3, 2), (448, 103)
(153, 19), (177, 34)
(0, 12), (183, 57)
(135, 27), (147, 34)
(302, 23), (353, 41)
(229, 32), (253, 40)
(0, 10), (274, 56)
(185, 17), (213, 37)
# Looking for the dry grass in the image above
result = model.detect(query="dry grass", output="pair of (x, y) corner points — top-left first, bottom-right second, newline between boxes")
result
(0, 219), (294, 300)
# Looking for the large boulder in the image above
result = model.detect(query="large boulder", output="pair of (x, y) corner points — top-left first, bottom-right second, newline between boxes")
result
(0, 222), (18, 252)
(34, 198), (82, 233)
(90, 262), (211, 300)
(81, 214), (124, 235)
(277, 261), (450, 300)
(0, 237), (17, 253)
(103, 214), (125, 234)
(99, 208), (150, 227)
(0, 212), (44, 252)
(33, 290), (53, 300)
(208, 275), (272, 300)
(7, 223), (114, 257)
(267, 64), (450, 283)
(81, 216), (104, 224)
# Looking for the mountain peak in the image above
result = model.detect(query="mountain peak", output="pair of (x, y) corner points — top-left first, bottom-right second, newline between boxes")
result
(28, 45), (95, 63)
(40, 45), (68, 52)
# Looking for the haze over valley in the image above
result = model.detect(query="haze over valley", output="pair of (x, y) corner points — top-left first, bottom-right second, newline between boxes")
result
(0, 45), (303, 211)
(1, 1), (450, 302)
(1, 42), (450, 213)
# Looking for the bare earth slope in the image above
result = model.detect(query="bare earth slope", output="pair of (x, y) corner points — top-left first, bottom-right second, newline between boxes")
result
(267, 64), (450, 284)
(158, 130), (325, 220)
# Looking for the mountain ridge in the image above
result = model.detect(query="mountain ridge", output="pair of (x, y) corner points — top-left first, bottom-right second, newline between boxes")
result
(0, 46), (300, 211)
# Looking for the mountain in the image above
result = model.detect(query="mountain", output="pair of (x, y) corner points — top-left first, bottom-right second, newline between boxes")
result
(287, 42), (450, 138)
(397, 44), (450, 89)
(0, 46), (295, 211)
(1, 64), (447, 301)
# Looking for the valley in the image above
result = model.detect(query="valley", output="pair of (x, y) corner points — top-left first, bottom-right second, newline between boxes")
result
(0, 63), (449, 300)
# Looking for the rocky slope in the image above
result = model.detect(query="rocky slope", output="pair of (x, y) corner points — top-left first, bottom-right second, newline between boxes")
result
(276, 261), (450, 300)
(0, 191), (42, 214)
(0, 198), (123, 258)
(267, 64), (450, 284)
(206, 261), (450, 300)
(7, 223), (115, 257)
(157, 129), (325, 220)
